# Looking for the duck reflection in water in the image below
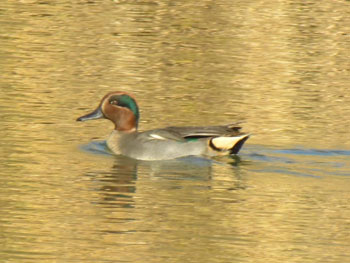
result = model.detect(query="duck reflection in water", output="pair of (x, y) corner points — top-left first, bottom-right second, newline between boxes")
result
(81, 140), (246, 208)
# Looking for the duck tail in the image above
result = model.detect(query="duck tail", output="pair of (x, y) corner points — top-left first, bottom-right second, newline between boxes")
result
(210, 134), (250, 154)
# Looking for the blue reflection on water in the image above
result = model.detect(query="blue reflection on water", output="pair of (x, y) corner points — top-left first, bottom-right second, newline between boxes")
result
(275, 148), (350, 156)
(79, 140), (112, 156)
(243, 145), (350, 178)
(79, 142), (350, 178)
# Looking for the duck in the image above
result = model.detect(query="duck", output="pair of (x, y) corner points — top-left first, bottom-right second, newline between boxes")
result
(76, 91), (250, 161)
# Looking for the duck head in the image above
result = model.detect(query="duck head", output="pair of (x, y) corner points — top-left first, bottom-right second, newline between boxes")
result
(76, 91), (139, 132)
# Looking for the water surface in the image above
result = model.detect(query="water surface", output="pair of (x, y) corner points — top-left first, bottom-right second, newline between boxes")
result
(1, 0), (350, 262)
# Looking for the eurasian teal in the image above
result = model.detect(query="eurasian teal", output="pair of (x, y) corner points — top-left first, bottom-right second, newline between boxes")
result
(77, 91), (250, 160)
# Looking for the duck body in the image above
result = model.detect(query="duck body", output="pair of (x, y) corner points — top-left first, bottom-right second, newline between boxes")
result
(77, 91), (250, 161)
(106, 129), (207, 161)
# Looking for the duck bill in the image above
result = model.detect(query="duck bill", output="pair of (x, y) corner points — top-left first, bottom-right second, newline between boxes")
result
(76, 107), (104, 122)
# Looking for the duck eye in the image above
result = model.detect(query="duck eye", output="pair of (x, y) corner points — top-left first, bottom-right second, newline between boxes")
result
(110, 100), (118, 105)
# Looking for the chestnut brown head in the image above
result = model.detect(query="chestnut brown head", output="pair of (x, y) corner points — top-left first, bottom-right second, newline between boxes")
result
(77, 91), (139, 132)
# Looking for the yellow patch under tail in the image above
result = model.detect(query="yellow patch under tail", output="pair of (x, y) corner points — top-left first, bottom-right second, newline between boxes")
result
(210, 134), (250, 154)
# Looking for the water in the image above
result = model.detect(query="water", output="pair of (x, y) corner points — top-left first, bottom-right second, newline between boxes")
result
(1, 0), (350, 262)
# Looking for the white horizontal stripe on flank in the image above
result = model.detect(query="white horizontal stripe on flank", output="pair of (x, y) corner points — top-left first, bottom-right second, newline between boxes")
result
(150, 134), (167, 140)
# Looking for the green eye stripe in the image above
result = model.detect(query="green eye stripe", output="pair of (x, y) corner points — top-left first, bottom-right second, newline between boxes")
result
(109, 95), (139, 122)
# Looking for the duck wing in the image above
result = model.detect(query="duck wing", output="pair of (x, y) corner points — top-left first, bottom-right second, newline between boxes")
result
(164, 123), (243, 139)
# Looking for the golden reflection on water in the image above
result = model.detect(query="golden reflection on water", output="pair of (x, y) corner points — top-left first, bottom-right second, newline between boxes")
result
(1, 0), (350, 262)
